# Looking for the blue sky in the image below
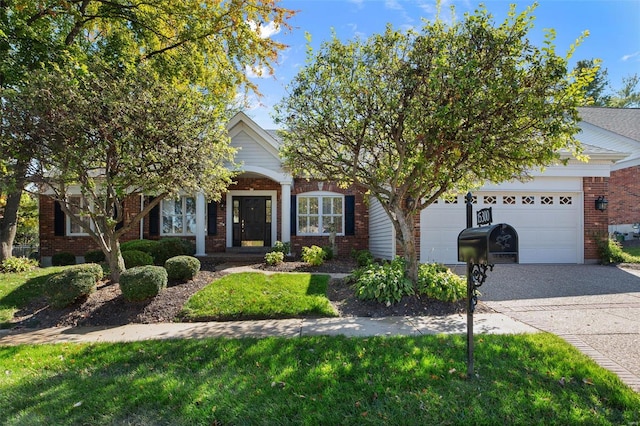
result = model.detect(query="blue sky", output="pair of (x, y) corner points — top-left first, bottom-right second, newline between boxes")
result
(246, 0), (640, 129)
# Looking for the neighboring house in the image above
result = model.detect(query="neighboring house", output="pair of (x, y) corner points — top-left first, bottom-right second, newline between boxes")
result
(39, 110), (632, 266)
(574, 107), (640, 238)
(39, 112), (369, 265)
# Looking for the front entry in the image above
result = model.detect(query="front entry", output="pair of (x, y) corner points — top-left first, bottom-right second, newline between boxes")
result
(232, 196), (272, 247)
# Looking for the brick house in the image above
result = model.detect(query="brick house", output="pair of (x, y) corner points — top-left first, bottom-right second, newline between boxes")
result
(39, 110), (628, 265)
(39, 112), (369, 265)
(575, 107), (640, 240)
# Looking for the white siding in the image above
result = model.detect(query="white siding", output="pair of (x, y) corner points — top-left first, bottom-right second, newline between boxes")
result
(368, 198), (395, 260)
(231, 130), (282, 172)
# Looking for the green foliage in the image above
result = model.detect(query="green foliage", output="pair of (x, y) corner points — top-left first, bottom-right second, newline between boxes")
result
(151, 238), (196, 266)
(276, 3), (593, 283)
(66, 263), (105, 282)
(122, 250), (154, 269)
(51, 252), (76, 266)
(84, 250), (106, 263)
(0, 257), (38, 273)
(353, 257), (414, 306)
(119, 266), (168, 302)
(271, 241), (291, 254)
(417, 263), (466, 302)
(44, 269), (98, 308)
(321, 246), (334, 260)
(352, 249), (374, 267)
(264, 251), (285, 266)
(597, 237), (637, 264)
(301, 245), (325, 266)
(120, 240), (159, 255)
(164, 256), (201, 281)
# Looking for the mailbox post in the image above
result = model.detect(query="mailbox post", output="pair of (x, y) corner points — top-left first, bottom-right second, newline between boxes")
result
(458, 192), (518, 377)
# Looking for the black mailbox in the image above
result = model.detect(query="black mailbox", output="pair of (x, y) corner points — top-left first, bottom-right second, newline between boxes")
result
(458, 223), (518, 264)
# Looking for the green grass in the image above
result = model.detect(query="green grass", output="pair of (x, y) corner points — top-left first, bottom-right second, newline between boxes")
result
(1, 333), (638, 425)
(180, 272), (336, 321)
(622, 245), (640, 258)
(0, 267), (66, 328)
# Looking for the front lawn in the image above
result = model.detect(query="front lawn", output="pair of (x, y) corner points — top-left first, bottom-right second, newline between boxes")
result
(0, 267), (66, 328)
(180, 272), (337, 321)
(1, 333), (638, 425)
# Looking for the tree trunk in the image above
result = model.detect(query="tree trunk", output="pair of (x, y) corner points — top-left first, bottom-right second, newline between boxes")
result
(105, 237), (126, 283)
(394, 206), (419, 285)
(0, 188), (23, 261)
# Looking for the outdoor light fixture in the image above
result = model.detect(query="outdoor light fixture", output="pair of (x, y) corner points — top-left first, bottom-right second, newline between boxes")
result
(405, 196), (415, 210)
(595, 196), (608, 211)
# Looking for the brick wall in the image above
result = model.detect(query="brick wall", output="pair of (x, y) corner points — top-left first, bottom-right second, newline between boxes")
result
(583, 177), (609, 261)
(290, 179), (369, 258)
(609, 166), (640, 225)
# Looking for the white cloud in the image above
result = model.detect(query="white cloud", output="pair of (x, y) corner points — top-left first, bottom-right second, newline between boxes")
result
(348, 0), (365, 9)
(622, 51), (640, 62)
(247, 20), (281, 39)
(385, 0), (403, 11)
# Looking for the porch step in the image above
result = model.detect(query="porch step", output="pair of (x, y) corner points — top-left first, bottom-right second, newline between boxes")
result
(197, 251), (268, 266)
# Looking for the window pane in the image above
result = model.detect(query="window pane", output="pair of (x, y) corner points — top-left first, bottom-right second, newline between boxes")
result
(185, 197), (196, 214)
(323, 197), (331, 213)
(266, 199), (272, 223)
(186, 214), (196, 234)
(298, 197), (308, 214)
(309, 197), (318, 214)
(333, 197), (342, 214)
(233, 200), (240, 223)
(298, 217), (308, 234)
(308, 216), (319, 233)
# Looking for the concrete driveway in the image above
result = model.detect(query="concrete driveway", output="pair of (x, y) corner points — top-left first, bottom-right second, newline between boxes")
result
(475, 264), (640, 392)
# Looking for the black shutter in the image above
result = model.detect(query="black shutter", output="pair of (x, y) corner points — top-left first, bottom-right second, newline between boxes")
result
(114, 202), (124, 231)
(149, 197), (160, 236)
(345, 195), (355, 236)
(207, 201), (218, 236)
(290, 195), (297, 236)
(54, 201), (65, 236)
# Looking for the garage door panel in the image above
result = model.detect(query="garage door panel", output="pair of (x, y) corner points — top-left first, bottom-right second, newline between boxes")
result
(421, 191), (582, 264)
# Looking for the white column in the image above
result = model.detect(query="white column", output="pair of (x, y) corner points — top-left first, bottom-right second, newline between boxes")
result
(195, 192), (206, 256)
(281, 182), (291, 247)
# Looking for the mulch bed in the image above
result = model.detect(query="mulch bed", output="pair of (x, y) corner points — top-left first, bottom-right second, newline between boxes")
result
(9, 259), (491, 329)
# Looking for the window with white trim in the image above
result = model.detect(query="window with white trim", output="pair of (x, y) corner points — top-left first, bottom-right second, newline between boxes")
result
(298, 193), (344, 235)
(162, 196), (196, 235)
(67, 196), (92, 236)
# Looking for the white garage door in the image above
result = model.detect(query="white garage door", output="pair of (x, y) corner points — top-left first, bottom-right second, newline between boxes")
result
(420, 192), (583, 264)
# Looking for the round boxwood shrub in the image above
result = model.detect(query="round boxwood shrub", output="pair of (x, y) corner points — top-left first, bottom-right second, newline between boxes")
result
(165, 255), (201, 281)
(122, 250), (154, 268)
(45, 269), (97, 308)
(84, 249), (105, 263)
(52, 252), (76, 266)
(120, 239), (159, 255)
(151, 238), (195, 265)
(119, 265), (168, 302)
(67, 263), (104, 282)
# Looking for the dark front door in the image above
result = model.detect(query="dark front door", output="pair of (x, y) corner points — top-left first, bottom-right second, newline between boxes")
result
(232, 196), (272, 247)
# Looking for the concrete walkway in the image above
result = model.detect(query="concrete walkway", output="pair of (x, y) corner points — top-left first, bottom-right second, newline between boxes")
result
(1, 264), (638, 393)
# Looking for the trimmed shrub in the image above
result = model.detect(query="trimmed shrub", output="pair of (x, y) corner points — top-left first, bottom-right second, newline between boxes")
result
(122, 250), (154, 268)
(0, 257), (38, 273)
(417, 263), (466, 302)
(45, 269), (97, 308)
(151, 238), (195, 265)
(322, 246), (334, 261)
(84, 249), (105, 263)
(265, 251), (284, 266)
(352, 249), (374, 267)
(301, 245), (325, 266)
(596, 237), (635, 264)
(271, 241), (291, 254)
(119, 265), (168, 302)
(352, 257), (414, 306)
(165, 255), (201, 281)
(120, 239), (159, 255)
(66, 263), (105, 282)
(52, 252), (76, 266)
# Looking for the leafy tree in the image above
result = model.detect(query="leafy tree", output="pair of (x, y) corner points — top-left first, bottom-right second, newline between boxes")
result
(0, 0), (294, 262)
(609, 74), (640, 108)
(574, 59), (610, 106)
(276, 4), (593, 284)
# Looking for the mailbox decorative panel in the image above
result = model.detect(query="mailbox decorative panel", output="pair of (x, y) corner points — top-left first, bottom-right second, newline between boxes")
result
(458, 223), (518, 264)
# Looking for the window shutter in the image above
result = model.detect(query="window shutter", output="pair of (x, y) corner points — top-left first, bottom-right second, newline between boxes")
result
(345, 195), (355, 236)
(290, 195), (297, 236)
(207, 201), (218, 236)
(149, 197), (160, 236)
(54, 201), (65, 236)
(114, 202), (124, 231)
